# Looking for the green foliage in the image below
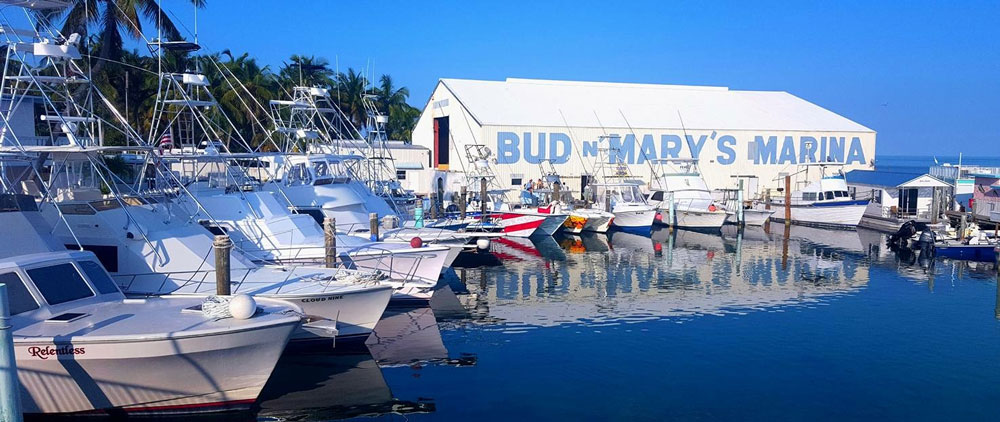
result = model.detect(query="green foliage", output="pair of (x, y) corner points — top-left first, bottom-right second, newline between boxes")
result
(53, 2), (421, 146)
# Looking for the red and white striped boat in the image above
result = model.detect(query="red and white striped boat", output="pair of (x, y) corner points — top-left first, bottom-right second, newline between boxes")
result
(491, 210), (548, 237)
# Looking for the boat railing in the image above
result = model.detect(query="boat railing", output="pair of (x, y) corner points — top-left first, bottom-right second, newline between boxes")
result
(113, 263), (384, 296)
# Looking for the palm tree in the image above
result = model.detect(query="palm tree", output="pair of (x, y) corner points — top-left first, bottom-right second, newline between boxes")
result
(278, 55), (334, 90)
(376, 74), (409, 113)
(211, 51), (279, 150)
(376, 74), (419, 142)
(334, 68), (369, 132)
(58, 0), (205, 67)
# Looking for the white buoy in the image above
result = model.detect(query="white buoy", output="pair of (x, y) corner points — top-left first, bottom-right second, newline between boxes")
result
(228, 294), (257, 320)
(476, 238), (490, 250)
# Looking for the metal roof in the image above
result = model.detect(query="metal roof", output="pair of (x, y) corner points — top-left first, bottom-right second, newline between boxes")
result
(846, 170), (949, 188)
(439, 78), (874, 132)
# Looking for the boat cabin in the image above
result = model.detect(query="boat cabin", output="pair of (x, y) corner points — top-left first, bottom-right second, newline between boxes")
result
(845, 169), (951, 230)
(584, 182), (647, 208)
(0, 251), (124, 323)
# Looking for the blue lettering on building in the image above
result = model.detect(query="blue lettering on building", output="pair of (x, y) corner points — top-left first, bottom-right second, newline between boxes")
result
(660, 135), (682, 158)
(497, 131), (519, 164)
(549, 132), (571, 164)
(778, 136), (797, 165)
(717, 135), (736, 165)
(495, 131), (870, 167)
(753, 136), (778, 164)
(523, 132), (546, 164)
(637, 134), (656, 164)
(846, 136), (866, 164)
(799, 136), (818, 163)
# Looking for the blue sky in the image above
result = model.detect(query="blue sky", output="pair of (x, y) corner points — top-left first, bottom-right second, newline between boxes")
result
(161, 1), (997, 155)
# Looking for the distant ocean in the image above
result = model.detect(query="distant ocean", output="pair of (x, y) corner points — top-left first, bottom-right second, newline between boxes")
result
(875, 155), (1000, 174)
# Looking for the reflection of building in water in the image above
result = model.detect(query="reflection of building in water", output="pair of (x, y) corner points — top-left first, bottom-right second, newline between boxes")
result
(367, 307), (448, 367)
(463, 226), (872, 328)
(367, 289), (480, 367)
(257, 352), (434, 420)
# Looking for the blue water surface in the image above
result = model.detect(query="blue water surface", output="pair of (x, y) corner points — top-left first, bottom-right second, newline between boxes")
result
(255, 224), (1000, 422)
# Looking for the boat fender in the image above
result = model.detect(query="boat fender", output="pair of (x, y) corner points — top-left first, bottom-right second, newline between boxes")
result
(476, 238), (490, 250)
(410, 237), (423, 248)
(229, 294), (257, 320)
(708, 204), (717, 212)
(654, 213), (663, 221)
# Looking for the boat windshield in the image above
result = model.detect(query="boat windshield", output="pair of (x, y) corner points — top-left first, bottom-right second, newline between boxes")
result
(27, 263), (94, 305)
(621, 185), (642, 203)
(78, 260), (120, 294)
(0, 271), (38, 315)
(311, 159), (352, 184)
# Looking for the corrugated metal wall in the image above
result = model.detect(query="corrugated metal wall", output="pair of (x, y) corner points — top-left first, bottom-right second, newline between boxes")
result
(412, 82), (877, 199)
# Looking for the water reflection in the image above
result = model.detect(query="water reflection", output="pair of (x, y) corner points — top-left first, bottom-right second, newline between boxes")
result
(257, 352), (434, 421)
(36, 224), (1000, 421)
(477, 225), (874, 329)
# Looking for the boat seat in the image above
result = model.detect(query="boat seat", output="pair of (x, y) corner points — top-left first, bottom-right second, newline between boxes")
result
(21, 180), (41, 197)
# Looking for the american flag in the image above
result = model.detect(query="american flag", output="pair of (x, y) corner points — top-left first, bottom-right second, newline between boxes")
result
(159, 129), (173, 149)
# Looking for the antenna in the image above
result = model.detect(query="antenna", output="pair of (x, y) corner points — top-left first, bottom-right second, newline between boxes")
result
(558, 109), (590, 176)
(619, 109), (657, 185)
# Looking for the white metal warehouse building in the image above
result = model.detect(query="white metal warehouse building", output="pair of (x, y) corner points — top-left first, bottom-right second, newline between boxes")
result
(409, 78), (876, 199)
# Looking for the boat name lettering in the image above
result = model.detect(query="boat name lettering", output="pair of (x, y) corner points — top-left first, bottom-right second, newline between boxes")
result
(27, 345), (86, 360)
(496, 132), (869, 166)
(301, 295), (344, 303)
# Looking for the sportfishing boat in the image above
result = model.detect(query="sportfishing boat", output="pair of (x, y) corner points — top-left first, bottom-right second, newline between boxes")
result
(532, 160), (614, 234)
(718, 188), (774, 226)
(585, 182), (656, 234)
(2, 250), (300, 415)
(646, 158), (727, 230)
(0, 190), (301, 414)
(460, 145), (565, 237)
(264, 86), (468, 240)
(141, 69), (452, 301)
(767, 163), (869, 228)
(28, 150), (393, 340)
(584, 136), (656, 234)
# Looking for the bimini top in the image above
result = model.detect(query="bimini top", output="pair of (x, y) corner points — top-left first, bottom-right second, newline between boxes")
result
(436, 78), (874, 133)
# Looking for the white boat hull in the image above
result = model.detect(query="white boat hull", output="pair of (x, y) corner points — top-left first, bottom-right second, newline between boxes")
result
(583, 215), (613, 233)
(274, 285), (392, 340)
(725, 209), (774, 226)
(611, 208), (656, 233)
(15, 320), (297, 414)
(339, 246), (450, 302)
(657, 209), (728, 229)
(769, 200), (869, 227)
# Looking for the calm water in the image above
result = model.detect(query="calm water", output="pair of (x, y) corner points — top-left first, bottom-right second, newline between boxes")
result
(875, 154), (1000, 173)
(246, 224), (1000, 421)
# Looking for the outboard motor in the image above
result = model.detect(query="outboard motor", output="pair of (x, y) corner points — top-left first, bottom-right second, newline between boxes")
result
(888, 220), (918, 250)
(917, 229), (937, 257)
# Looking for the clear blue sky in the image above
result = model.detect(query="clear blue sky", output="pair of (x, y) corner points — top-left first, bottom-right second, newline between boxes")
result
(163, 0), (999, 155)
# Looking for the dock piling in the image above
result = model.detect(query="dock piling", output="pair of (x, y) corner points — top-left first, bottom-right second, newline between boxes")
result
(959, 213), (968, 243)
(369, 213), (379, 241)
(737, 179), (745, 226)
(553, 182), (561, 211)
(667, 192), (675, 229)
(429, 192), (438, 220)
(324, 217), (337, 268)
(784, 175), (791, 226)
(214, 235), (232, 296)
(480, 178), (488, 217)
(0, 284), (23, 422)
(460, 186), (467, 219)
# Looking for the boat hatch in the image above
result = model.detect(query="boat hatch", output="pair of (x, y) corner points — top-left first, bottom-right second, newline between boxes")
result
(45, 312), (88, 323)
